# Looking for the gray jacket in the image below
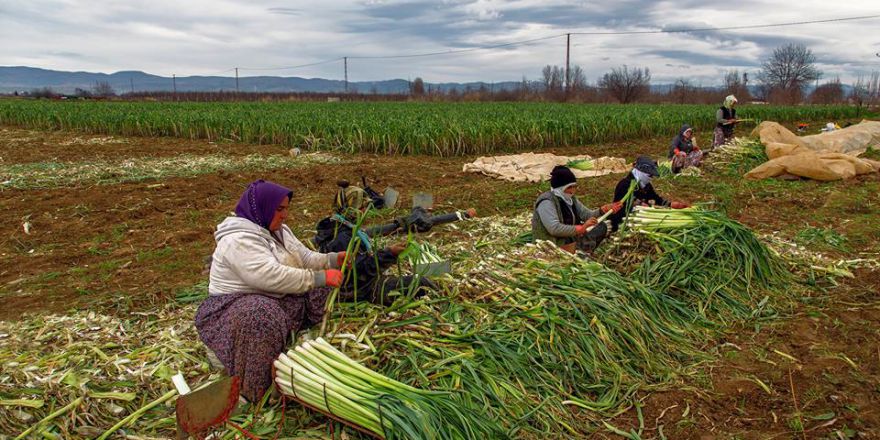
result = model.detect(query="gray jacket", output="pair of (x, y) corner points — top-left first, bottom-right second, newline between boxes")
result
(531, 191), (600, 243)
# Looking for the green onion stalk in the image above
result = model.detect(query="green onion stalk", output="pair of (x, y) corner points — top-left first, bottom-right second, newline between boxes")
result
(321, 208), (373, 335)
(625, 205), (791, 322)
(368, 241), (710, 435)
(274, 338), (506, 439)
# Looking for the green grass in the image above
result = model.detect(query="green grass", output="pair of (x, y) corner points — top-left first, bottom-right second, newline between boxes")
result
(862, 146), (880, 161)
(0, 99), (863, 156)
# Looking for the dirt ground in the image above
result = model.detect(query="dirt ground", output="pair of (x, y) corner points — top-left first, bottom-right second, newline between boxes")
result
(1, 123), (878, 439)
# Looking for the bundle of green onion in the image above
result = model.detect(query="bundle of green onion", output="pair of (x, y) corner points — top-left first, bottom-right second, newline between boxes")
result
(656, 160), (673, 177)
(403, 242), (444, 265)
(274, 338), (505, 440)
(709, 137), (768, 172)
(566, 159), (594, 170)
(626, 206), (790, 321)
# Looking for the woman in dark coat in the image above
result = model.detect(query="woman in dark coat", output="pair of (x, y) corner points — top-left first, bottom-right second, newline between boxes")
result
(668, 124), (703, 173)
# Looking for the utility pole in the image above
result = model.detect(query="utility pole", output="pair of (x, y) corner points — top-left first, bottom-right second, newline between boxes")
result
(235, 67), (240, 93)
(172, 74), (177, 99)
(565, 33), (571, 95)
(343, 57), (348, 93)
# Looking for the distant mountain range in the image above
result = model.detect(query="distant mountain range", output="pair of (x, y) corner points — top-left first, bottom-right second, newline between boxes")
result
(1, 66), (841, 96)
(0, 66), (523, 95)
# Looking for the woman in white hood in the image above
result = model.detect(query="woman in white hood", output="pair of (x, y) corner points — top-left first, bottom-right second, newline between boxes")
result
(195, 180), (345, 402)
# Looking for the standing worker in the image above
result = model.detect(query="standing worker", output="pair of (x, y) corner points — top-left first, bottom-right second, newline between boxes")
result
(714, 95), (739, 147)
(531, 165), (622, 253)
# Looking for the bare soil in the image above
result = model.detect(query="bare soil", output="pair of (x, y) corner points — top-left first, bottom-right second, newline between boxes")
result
(1, 124), (878, 439)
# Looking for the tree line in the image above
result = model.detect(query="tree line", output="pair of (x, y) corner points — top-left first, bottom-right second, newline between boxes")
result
(12, 44), (880, 107)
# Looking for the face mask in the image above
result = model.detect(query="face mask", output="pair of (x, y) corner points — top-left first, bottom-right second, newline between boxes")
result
(551, 184), (574, 205)
(632, 168), (652, 188)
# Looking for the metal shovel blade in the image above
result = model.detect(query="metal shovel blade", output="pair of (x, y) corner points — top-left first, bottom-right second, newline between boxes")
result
(383, 187), (399, 209)
(413, 260), (452, 277)
(412, 192), (433, 210)
(176, 376), (240, 439)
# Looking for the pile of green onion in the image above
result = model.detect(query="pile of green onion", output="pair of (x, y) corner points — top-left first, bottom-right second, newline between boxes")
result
(625, 205), (790, 321)
(274, 338), (505, 440)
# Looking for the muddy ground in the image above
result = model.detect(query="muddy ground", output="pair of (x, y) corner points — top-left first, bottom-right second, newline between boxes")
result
(1, 124), (878, 439)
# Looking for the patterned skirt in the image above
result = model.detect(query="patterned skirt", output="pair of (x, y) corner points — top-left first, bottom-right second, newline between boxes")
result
(194, 289), (330, 401)
(713, 126), (734, 147)
(671, 150), (704, 172)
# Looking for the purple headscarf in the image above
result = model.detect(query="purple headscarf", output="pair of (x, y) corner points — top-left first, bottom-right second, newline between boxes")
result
(234, 180), (293, 230)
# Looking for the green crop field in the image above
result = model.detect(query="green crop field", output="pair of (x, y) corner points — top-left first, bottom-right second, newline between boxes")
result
(0, 99), (864, 156)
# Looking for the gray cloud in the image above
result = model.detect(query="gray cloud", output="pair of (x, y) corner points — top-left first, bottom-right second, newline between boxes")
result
(0, 0), (877, 84)
(267, 7), (301, 16)
(45, 51), (88, 59)
(642, 49), (758, 68)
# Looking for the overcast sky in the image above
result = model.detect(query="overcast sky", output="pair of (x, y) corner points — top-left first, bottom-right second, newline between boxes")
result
(2, 0), (879, 85)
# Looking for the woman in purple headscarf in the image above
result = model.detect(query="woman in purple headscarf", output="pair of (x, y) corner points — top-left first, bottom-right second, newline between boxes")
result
(195, 180), (345, 402)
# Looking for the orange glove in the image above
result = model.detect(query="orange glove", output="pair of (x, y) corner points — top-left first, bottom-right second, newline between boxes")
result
(584, 218), (599, 227)
(601, 202), (623, 214)
(324, 269), (343, 288)
(388, 244), (407, 256)
(574, 224), (587, 236)
(336, 252), (347, 268)
(670, 201), (689, 209)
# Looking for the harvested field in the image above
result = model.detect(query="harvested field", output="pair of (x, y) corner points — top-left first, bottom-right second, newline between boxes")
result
(1, 113), (879, 439)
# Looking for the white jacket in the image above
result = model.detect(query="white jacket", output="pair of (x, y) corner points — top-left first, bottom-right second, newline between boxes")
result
(208, 216), (341, 297)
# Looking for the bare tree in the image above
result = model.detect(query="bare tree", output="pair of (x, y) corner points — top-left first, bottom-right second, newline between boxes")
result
(74, 88), (93, 98)
(29, 87), (58, 99)
(568, 65), (588, 94)
(758, 43), (821, 104)
(541, 65), (564, 100)
(410, 77), (425, 96)
(851, 71), (880, 108)
(723, 70), (751, 101)
(598, 65), (651, 104)
(93, 81), (116, 97)
(670, 78), (697, 104)
(810, 77), (845, 104)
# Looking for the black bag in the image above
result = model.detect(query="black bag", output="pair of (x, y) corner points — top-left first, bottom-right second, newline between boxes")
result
(361, 177), (386, 210)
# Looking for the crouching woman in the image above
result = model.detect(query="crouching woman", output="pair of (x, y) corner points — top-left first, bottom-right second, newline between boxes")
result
(531, 165), (621, 253)
(195, 180), (345, 402)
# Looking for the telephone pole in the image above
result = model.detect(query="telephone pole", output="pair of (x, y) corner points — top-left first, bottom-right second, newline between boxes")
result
(565, 33), (571, 95)
(172, 74), (177, 98)
(343, 57), (348, 93)
(235, 67), (240, 93)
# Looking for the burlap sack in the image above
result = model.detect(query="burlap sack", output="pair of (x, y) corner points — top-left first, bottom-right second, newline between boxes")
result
(745, 120), (880, 181)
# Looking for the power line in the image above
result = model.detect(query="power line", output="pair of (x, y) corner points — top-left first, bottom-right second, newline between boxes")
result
(189, 14), (880, 76)
(238, 57), (344, 71)
(569, 14), (880, 35)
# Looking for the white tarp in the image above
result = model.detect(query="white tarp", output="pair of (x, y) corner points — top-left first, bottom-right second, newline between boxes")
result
(463, 153), (629, 183)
